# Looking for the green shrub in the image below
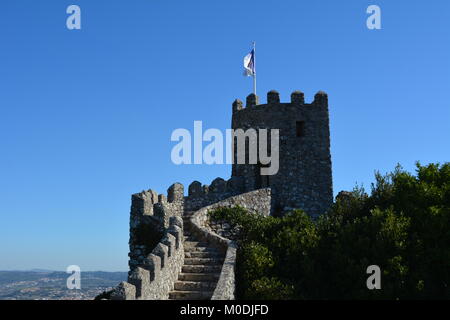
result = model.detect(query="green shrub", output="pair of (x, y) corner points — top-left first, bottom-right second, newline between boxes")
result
(247, 277), (294, 300)
(209, 162), (450, 300)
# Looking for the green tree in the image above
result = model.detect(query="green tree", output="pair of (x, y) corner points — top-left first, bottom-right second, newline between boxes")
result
(209, 162), (450, 300)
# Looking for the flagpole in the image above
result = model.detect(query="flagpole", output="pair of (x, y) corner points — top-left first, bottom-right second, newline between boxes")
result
(253, 41), (256, 96)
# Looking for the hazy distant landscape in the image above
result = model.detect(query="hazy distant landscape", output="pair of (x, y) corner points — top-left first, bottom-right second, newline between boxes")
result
(0, 270), (127, 300)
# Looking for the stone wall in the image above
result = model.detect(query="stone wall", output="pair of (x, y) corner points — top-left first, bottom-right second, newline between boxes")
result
(184, 176), (245, 213)
(128, 183), (184, 272)
(189, 189), (272, 300)
(112, 187), (271, 301)
(111, 216), (184, 300)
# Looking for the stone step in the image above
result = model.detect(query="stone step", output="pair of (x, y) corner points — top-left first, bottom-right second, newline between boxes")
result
(184, 246), (217, 253)
(184, 258), (222, 265)
(184, 241), (209, 248)
(182, 265), (222, 273)
(174, 280), (216, 291)
(169, 290), (213, 300)
(178, 272), (221, 282)
(185, 251), (222, 259)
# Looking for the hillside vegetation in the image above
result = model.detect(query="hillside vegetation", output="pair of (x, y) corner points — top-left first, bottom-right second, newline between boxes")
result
(209, 162), (450, 299)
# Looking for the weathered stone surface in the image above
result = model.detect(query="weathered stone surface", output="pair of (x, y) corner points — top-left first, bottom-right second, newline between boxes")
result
(246, 93), (259, 107)
(232, 90), (333, 216)
(232, 99), (243, 113)
(226, 176), (244, 193)
(114, 210), (185, 300)
(168, 183), (184, 203)
(211, 243), (236, 300)
(158, 194), (167, 203)
(184, 177), (246, 212)
(169, 216), (183, 229)
(267, 90), (280, 104)
(110, 281), (136, 300)
(188, 181), (202, 197)
(210, 178), (226, 193)
(291, 91), (305, 104)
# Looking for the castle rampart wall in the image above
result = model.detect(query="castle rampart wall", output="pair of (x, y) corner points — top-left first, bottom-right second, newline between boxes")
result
(128, 183), (184, 272)
(111, 216), (184, 300)
(184, 176), (245, 212)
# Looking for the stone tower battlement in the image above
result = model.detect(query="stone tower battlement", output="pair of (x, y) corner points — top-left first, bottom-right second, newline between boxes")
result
(232, 90), (333, 216)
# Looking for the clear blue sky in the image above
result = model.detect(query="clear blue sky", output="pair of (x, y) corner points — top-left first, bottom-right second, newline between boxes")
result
(0, 0), (449, 271)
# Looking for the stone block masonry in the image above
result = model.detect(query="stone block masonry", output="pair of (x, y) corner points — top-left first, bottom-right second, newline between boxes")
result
(232, 90), (333, 217)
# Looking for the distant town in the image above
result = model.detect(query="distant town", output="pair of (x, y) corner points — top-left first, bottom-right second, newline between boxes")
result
(0, 270), (127, 300)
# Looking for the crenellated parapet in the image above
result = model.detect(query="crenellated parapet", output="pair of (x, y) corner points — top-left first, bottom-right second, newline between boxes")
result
(130, 182), (184, 228)
(112, 216), (184, 300)
(128, 183), (184, 272)
(184, 176), (245, 213)
(232, 90), (329, 114)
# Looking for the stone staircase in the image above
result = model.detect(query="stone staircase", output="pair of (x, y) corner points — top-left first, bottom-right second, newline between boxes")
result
(168, 213), (225, 300)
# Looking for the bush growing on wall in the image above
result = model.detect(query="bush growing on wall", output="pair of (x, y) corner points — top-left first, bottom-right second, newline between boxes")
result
(209, 162), (450, 300)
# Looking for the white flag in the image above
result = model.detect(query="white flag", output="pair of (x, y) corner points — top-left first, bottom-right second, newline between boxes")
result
(243, 49), (255, 76)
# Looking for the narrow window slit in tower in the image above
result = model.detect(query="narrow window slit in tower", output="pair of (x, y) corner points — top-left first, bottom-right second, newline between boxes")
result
(296, 121), (305, 137)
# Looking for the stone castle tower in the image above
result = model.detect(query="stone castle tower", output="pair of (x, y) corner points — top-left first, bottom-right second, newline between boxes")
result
(110, 90), (334, 300)
(232, 90), (333, 216)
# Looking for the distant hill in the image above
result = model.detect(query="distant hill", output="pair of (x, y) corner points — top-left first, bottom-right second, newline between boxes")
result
(0, 270), (127, 300)
(29, 269), (57, 273)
